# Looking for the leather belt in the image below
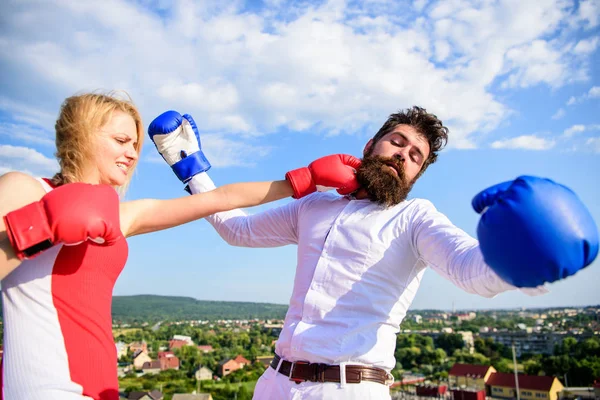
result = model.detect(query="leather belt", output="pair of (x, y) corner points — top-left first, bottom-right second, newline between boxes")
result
(270, 354), (393, 386)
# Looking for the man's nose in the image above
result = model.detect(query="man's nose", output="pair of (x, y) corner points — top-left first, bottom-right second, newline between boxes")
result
(393, 148), (408, 162)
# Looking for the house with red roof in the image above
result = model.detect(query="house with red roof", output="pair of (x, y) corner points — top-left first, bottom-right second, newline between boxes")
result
(219, 359), (241, 377)
(169, 335), (194, 350)
(233, 355), (250, 367)
(486, 372), (564, 400)
(197, 345), (214, 353)
(449, 364), (496, 389)
(218, 355), (251, 376)
(158, 351), (180, 370)
(169, 339), (189, 350)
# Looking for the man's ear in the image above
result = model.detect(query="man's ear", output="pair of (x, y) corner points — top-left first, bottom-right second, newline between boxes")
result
(363, 139), (374, 156)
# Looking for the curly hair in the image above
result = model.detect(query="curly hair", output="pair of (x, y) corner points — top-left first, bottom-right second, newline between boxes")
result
(51, 91), (144, 194)
(370, 106), (449, 179)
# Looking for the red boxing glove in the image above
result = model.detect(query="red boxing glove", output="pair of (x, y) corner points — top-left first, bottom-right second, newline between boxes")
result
(286, 154), (362, 199)
(4, 183), (123, 260)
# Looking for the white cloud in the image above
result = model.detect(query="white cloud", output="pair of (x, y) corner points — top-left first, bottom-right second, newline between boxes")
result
(558, 124), (600, 152)
(502, 40), (568, 89)
(0, 96), (58, 129)
(202, 134), (272, 167)
(566, 85), (600, 105)
(0, 144), (59, 176)
(434, 40), (451, 61)
(563, 124), (586, 137)
(0, 122), (55, 147)
(576, 0), (600, 29)
(573, 36), (599, 54)
(157, 80), (242, 120)
(551, 108), (566, 119)
(490, 135), (556, 150)
(413, 0), (429, 12)
(0, 0), (596, 154)
(585, 137), (600, 153)
(145, 134), (272, 168)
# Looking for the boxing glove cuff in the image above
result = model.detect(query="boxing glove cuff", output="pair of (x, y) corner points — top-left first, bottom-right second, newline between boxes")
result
(186, 172), (218, 195)
(4, 202), (54, 260)
(172, 151), (212, 182)
(285, 167), (316, 199)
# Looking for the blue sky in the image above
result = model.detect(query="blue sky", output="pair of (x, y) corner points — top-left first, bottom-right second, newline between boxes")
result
(0, 0), (599, 311)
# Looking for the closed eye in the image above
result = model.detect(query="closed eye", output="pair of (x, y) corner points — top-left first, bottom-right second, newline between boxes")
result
(390, 131), (426, 165)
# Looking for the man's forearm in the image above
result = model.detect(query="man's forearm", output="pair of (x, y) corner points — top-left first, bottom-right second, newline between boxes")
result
(413, 202), (548, 298)
(187, 173), (257, 246)
(187, 173), (298, 248)
(428, 239), (548, 298)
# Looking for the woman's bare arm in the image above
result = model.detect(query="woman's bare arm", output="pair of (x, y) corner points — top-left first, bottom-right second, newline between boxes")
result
(121, 180), (294, 237)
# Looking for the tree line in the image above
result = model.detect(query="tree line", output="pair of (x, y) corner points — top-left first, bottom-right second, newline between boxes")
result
(111, 295), (288, 323)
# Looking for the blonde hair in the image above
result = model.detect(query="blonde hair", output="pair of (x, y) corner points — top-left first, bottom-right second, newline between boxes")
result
(51, 91), (144, 194)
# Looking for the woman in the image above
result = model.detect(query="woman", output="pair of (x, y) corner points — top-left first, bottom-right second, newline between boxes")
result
(0, 92), (360, 400)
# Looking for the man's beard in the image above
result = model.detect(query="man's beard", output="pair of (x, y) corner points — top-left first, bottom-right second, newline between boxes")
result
(356, 155), (414, 207)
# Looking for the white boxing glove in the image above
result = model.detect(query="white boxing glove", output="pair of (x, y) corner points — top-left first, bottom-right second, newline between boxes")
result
(148, 111), (211, 182)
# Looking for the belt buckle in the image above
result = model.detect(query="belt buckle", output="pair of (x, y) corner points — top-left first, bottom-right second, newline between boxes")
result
(289, 361), (309, 384)
(384, 372), (395, 386)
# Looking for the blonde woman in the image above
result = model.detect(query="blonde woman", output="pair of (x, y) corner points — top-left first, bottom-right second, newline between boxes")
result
(0, 92), (361, 400)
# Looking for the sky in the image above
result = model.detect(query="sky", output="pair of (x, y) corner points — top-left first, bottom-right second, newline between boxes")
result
(0, 0), (599, 311)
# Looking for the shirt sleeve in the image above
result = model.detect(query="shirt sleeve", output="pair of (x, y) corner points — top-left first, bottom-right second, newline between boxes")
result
(410, 199), (548, 298)
(186, 173), (300, 247)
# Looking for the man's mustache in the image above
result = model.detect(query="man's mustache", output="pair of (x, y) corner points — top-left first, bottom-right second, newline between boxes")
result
(372, 155), (405, 179)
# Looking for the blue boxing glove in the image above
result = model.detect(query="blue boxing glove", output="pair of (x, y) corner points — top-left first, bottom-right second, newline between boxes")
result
(472, 176), (598, 287)
(148, 111), (211, 182)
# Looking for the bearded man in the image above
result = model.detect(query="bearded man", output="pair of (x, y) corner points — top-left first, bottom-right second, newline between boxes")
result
(148, 106), (597, 400)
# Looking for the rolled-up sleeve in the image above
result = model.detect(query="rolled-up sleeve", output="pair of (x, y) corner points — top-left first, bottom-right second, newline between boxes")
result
(187, 173), (300, 247)
(410, 200), (548, 297)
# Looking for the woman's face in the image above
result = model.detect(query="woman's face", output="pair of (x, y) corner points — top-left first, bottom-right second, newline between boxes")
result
(85, 110), (139, 186)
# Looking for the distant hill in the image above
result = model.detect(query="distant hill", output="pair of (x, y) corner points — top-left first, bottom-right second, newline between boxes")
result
(111, 295), (289, 323)
(0, 294), (288, 323)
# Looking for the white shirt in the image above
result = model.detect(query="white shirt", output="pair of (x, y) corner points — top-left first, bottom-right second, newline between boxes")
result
(189, 173), (545, 371)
